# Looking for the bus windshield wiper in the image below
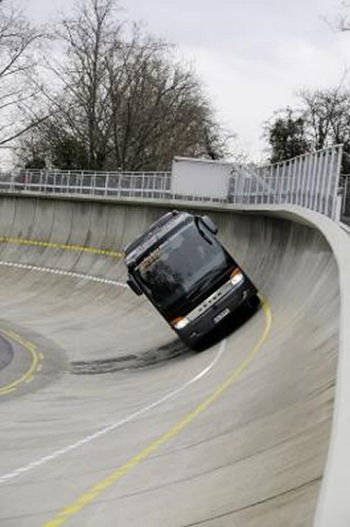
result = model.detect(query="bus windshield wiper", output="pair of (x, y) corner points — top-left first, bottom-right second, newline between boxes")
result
(195, 217), (213, 245)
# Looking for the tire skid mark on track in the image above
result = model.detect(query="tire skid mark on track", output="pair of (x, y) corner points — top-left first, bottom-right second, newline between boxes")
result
(43, 299), (271, 527)
(0, 337), (226, 484)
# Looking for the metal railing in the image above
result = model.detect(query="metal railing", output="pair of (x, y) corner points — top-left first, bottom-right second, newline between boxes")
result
(228, 146), (343, 220)
(0, 145), (344, 222)
(0, 169), (172, 199)
(341, 174), (350, 224)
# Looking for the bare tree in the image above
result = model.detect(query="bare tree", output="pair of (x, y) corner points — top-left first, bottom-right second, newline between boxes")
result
(21, 0), (229, 170)
(299, 87), (350, 149)
(264, 86), (350, 172)
(334, 1), (350, 31)
(0, 1), (46, 146)
(263, 108), (310, 163)
(20, 0), (119, 169)
(105, 29), (227, 170)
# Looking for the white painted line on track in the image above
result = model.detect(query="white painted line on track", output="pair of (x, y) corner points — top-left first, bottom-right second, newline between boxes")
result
(0, 258), (226, 483)
(0, 339), (226, 484)
(0, 260), (128, 288)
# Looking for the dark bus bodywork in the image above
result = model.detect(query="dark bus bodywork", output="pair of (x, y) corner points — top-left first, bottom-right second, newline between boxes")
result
(124, 210), (258, 348)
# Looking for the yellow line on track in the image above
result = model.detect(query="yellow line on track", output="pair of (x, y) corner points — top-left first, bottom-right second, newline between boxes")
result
(44, 298), (272, 527)
(0, 234), (121, 396)
(0, 330), (41, 396)
(0, 236), (124, 259)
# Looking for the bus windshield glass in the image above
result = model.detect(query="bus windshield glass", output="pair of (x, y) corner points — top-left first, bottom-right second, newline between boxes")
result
(135, 220), (233, 313)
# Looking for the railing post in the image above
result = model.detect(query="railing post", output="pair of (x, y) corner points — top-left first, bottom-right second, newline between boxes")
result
(326, 147), (336, 218)
(277, 164), (282, 203)
(317, 150), (328, 214)
(331, 145), (343, 220)
(118, 173), (121, 197)
(10, 171), (14, 192)
(277, 163), (283, 204)
(295, 156), (303, 206)
(267, 166), (273, 204)
(345, 176), (348, 217)
(303, 154), (310, 208)
(343, 175), (349, 218)
(310, 151), (319, 212)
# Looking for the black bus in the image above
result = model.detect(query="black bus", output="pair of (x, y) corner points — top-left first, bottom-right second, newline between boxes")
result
(124, 210), (259, 348)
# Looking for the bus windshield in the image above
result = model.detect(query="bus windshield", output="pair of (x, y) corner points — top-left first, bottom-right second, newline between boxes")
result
(135, 220), (233, 313)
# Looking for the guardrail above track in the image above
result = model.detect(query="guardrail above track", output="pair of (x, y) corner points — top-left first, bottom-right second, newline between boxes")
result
(0, 145), (344, 221)
(0, 170), (172, 200)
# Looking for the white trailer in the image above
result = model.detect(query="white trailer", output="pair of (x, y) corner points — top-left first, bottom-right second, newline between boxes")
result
(171, 157), (233, 200)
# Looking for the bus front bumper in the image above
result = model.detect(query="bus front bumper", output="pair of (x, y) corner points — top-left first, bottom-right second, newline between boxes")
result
(174, 282), (258, 347)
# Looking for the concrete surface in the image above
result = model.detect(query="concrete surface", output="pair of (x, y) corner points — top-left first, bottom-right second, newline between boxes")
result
(0, 195), (343, 526)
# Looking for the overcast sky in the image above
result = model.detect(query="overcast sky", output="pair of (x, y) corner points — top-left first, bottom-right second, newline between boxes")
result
(22, 0), (350, 161)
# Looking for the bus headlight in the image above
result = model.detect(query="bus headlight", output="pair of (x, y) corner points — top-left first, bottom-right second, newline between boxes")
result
(171, 316), (189, 330)
(230, 268), (244, 286)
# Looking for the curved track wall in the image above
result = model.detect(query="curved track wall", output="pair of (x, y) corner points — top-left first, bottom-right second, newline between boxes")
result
(0, 195), (340, 526)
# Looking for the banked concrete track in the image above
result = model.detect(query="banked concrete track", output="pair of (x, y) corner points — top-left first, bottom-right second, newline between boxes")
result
(0, 196), (341, 526)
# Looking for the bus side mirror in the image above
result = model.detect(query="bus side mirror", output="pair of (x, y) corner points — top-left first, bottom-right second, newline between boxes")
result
(127, 275), (143, 296)
(200, 215), (218, 234)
